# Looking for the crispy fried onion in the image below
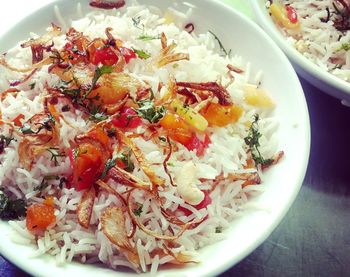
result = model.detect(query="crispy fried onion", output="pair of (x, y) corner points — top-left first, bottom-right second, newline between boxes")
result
(156, 32), (189, 68)
(227, 64), (244, 74)
(21, 24), (61, 64)
(77, 186), (96, 228)
(162, 136), (175, 187)
(116, 130), (165, 188)
(163, 243), (198, 264)
(89, 0), (126, 9)
(18, 112), (60, 169)
(211, 172), (262, 192)
(96, 179), (136, 238)
(176, 81), (232, 106)
(0, 55), (53, 73)
(0, 88), (20, 101)
(96, 179), (128, 206)
(101, 206), (140, 268)
(127, 189), (192, 241)
(106, 167), (151, 191)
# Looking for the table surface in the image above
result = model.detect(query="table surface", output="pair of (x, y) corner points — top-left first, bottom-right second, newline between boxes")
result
(1, 1), (350, 277)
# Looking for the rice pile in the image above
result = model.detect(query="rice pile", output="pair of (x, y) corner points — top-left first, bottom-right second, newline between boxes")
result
(0, 2), (279, 274)
(267, 0), (350, 82)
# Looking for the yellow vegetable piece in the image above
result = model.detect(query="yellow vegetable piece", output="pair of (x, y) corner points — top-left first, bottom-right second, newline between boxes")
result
(269, 3), (300, 30)
(200, 102), (243, 127)
(244, 86), (275, 109)
(171, 99), (208, 131)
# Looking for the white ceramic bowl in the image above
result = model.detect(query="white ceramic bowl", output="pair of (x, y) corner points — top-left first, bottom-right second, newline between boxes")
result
(0, 0), (310, 276)
(250, 0), (350, 102)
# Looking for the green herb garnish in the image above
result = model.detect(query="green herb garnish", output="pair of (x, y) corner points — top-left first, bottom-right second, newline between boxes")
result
(118, 150), (135, 173)
(132, 48), (151, 59)
(215, 226), (222, 233)
(133, 203), (143, 216)
(29, 82), (36, 89)
(0, 191), (26, 220)
(208, 30), (231, 57)
(132, 16), (143, 30)
(47, 147), (65, 166)
(83, 65), (114, 100)
(89, 112), (108, 122)
(336, 43), (350, 52)
(101, 156), (117, 179)
(136, 98), (166, 123)
(244, 114), (273, 166)
(137, 34), (161, 41)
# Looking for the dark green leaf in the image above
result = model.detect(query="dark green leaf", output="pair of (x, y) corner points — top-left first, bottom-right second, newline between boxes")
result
(101, 156), (117, 179)
(0, 191), (26, 220)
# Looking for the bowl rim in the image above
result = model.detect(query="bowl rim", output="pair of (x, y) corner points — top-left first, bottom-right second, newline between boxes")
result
(0, 0), (310, 276)
(250, 0), (350, 98)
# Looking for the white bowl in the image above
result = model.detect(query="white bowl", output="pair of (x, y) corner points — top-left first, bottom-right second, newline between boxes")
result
(250, 0), (350, 102)
(0, 0), (310, 276)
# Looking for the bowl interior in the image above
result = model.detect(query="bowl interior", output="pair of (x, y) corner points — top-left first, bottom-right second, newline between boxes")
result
(250, 0), (350, 101)
(0, 1), (310, 276)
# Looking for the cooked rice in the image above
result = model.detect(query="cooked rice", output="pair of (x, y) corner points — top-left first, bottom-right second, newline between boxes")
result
(267, 0), (350, 82)
(0, 1), (280, 274)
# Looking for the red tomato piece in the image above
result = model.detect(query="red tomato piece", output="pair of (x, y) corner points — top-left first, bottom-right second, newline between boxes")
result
(69, 143), (103, 191)
(13, 114), (25, 127)
(184, 134), (211, 156)
(111, 107), (142, 128)
(286, 6), (298, 24)
(93, 46), (119, 66)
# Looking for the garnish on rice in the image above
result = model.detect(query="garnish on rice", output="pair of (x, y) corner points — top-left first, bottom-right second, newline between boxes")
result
(0, 3), (283, 273)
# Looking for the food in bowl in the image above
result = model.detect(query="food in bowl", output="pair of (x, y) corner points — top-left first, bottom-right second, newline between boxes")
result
(266, 0), (350, 83)
(0, 1), (282, 273)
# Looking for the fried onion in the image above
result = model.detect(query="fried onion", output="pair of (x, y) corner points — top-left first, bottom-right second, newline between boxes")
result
(77, 186), (96, 228)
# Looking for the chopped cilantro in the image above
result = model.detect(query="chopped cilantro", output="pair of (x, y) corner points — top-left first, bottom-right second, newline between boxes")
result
(136, 98), (166, 123)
